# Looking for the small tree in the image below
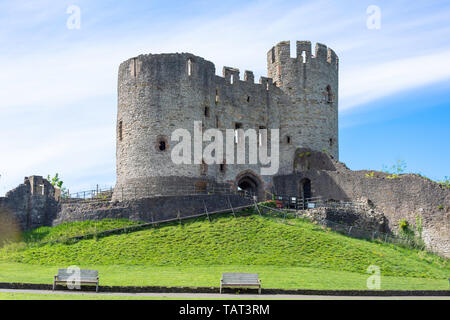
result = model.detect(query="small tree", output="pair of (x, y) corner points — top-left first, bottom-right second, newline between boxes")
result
(47, 173), (68, 197)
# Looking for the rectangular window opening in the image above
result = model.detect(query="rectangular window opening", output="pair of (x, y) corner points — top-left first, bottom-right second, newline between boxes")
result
(118, 121), (123, 141)
(188, 59), (193, 76)
(259, 126), (266, 147)
(235, 122), (243, 143)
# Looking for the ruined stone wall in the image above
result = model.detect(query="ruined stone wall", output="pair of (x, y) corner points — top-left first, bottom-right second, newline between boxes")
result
(55, 194), (252, 225)
(273, 151), (450, 257)
(0, 176), (59, 230)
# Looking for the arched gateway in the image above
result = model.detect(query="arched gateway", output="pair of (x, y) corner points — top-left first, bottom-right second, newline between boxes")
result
(235, 171), (264, 201)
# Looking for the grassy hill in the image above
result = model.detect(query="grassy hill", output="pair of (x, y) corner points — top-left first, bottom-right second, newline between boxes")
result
(1, 209), (448, 283)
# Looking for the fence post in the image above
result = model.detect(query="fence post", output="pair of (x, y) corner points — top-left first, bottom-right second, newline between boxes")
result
(228, 197), (236, 218)
(203, 201), (210, 222)
(177, 210), (182, 226)
(254, 199), (261, 216)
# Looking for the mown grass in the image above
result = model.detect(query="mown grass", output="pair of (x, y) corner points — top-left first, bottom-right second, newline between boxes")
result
(0, 262), (448, 290)
(0, 210), (448, 290)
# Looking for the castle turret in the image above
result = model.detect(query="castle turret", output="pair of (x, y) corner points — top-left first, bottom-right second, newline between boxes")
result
(267, 41), (339, 172)
(113, 53), (218, 200)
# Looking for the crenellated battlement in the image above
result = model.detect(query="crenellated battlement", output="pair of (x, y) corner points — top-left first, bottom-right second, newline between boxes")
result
(120, 53), (276, 92)
(268, 40), (339, 67)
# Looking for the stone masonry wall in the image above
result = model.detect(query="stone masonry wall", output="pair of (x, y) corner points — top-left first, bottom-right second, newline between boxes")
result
(0, 176), (59, 230)
(55, 194), (252, 225)
(273, 150), (450, 257)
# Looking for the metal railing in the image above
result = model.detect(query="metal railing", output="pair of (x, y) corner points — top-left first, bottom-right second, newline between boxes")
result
(272, 195), (366, 211)
(60, 184), (256, 203)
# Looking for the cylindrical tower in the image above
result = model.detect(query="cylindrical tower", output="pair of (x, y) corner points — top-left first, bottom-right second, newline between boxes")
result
(267, 41), (339, 174)
(113, 53), (216, 200)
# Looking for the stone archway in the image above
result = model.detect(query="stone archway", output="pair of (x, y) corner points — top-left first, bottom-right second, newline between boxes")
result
(235, 170), (264, 201)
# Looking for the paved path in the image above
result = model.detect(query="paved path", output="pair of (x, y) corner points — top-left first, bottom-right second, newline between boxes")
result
(1, 289), (449, 300)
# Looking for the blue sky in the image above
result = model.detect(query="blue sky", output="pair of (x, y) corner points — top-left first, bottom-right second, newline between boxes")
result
(0, 0), (449, 195)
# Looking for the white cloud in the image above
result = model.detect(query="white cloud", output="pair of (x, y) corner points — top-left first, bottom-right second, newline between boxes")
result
(340, 50), (450, 110)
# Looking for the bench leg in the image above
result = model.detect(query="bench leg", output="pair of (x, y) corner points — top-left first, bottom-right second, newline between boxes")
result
(53, 281), (55, 291)
(96, 282), (99, 293)
(220, 284), (222, 294)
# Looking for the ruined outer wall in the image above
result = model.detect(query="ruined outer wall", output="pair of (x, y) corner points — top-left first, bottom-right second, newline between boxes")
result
(268, 41), (339, 174)
(273, 152), (450, 257)
(0, 176), (58, 230)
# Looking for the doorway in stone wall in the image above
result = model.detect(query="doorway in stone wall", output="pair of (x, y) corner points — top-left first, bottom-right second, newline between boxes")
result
(299, 178), (312, 209)
(236, 171), (264, 201)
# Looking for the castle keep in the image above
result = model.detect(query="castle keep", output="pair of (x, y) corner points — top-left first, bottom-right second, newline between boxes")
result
(113, 41), (339, 200)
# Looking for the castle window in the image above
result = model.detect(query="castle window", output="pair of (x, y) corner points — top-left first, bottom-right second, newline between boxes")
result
(215, 89), (219, 104)
(286, 136), (292, 144)
(230, 74), (234, 85)
(204, 106), (210, 118)
(215, 116), (219, 128)
(156, 136), (169, 152)
(329, 138), (334, 147)
(247, 96), (251, 103)
(188, 59), (193, 76)
(220, 163), (226, 172)
(235, 122), (242, 143)
(271, 48), (275, 63)
(201, 159), (208, 176)
(259, 126), (266, 146)
(301, 51), (307, 64)
(118, 121), (123, 141)
(326, 85), (333, 103)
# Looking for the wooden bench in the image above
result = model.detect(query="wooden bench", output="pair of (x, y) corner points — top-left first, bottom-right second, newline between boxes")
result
(220, 273), (261, 294)
(53, 269), (99, 292)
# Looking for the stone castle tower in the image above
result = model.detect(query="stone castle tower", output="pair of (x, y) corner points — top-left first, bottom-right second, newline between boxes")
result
(113, 41), (338, 201)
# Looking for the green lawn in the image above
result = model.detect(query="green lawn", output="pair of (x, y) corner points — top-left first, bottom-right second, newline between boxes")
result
(0, 210), (448, 291)
(0, 262), (448, 290)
